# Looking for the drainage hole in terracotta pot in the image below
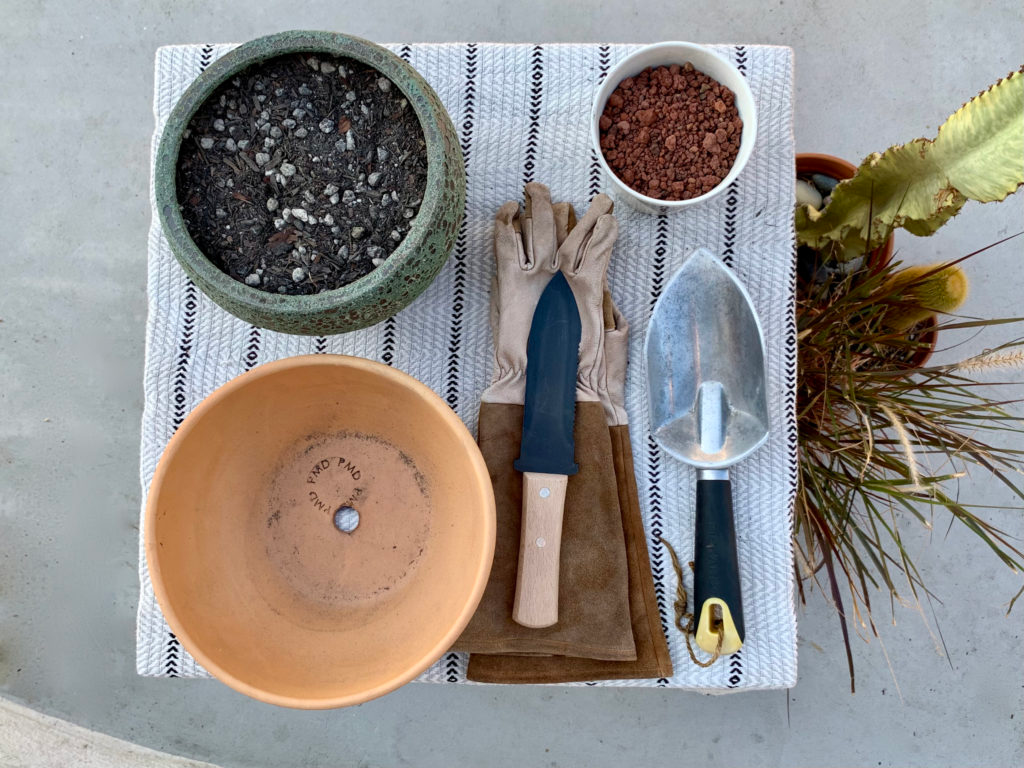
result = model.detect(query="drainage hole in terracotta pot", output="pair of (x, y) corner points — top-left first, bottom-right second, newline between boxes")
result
(333, 505), (360, 533)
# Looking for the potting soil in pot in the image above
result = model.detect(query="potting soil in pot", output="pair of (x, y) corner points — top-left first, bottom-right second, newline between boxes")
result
(176, 53), (428, 295)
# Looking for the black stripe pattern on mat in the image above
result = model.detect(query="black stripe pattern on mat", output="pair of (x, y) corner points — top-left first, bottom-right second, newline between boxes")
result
(647, 214), (670, 688)
(442, 42), (478, 682)
(443, 43), (477, 412)
(724, 44), (749, 688)
(521, 45), (543, 187)
(165, 43), (214, 677)
(243, 327), (261, 370)
(587, 45), (611, 199)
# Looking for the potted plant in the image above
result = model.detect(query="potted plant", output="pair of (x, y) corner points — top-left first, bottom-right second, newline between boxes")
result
(792, 66), (1024, 688)
(156, 30), (466, 335)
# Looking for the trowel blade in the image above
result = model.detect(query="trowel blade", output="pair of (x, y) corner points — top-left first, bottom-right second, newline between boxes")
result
(644, 248), (770, 469)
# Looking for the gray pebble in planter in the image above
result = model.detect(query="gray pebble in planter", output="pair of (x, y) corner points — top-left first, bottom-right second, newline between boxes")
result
(155, 30), (466, 335)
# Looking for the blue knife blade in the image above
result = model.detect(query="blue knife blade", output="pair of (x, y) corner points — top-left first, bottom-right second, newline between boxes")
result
(514, 271), (581, 476)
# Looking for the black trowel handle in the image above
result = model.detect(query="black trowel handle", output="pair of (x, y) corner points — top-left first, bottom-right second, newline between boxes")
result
(692, 474), (745, 656)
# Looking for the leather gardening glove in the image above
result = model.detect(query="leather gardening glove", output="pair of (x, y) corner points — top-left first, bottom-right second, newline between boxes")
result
(482, 182), (571, 404)
(455, 186), (635, 662)
(556, 194), (616, 403)
(464, 286), (674, 682)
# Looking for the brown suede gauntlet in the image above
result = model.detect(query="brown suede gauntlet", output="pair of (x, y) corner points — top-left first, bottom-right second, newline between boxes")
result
(454, 401), (635, 660)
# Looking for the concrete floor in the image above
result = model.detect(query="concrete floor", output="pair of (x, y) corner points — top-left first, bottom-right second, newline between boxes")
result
(2, 1), (1023, 767)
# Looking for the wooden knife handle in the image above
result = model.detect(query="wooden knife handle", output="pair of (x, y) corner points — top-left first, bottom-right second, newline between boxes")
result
(513, 472), (569, 628)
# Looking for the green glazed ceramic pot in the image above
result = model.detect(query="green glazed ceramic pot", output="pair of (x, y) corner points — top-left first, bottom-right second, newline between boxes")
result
(155, 31), (466, 335)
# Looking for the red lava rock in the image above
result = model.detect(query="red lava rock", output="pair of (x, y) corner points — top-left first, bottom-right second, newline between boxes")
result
(599, 64), (742, 201)
(637, 109), (657, 127)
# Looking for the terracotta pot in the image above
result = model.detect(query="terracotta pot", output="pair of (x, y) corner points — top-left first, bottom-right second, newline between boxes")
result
(145, 355), (495, 708)
(155, 31), (466, 335)
(796, 153), (894, 272)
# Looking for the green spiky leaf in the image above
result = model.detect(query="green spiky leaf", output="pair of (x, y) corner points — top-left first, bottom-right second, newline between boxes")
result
(797, 68), (1024, 256)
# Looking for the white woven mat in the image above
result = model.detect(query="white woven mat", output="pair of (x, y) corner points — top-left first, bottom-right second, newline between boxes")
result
(139, 42), (798, 690)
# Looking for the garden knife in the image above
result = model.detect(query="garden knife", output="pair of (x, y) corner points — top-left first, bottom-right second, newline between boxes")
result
(512, 270), (582, 628)
(644, 248), (769, 656)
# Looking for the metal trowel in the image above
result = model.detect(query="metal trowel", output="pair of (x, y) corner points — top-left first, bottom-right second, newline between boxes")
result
(645, 248), (770, 656)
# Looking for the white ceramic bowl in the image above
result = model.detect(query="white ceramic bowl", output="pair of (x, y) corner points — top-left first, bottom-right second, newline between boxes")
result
(591, 42), (757, 214)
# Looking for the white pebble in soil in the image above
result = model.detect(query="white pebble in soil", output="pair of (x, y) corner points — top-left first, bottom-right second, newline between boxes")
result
(796, 179), (823, 210)
(329, 193), (340, 205)
(225, 138), (237, 152)
(245, 273), (261, 286)
(295, 127), (308, 138)
(322, 213), (335, 226)
(237, 139), (249, 150)
(345, 90), (356, 102)
(390, 229), (402, 242)
(377, 77), (392, 93)
(377, 147), (389, 162)
(368, 172), (382, 187)
(266, 197), (278, 212)
(270, 126), (283, 139)
(200, 137), (214, 149)
(323, 183), (339, 197)
(280, 162), (296, 177)
(351, 226), (365, 240)
(345, 131), (356, 151)
(255, 152), (270, 166)
(319, 118), (335, 134)
(292, 267), (307, 283)
(213, 118), (225, 131)
(291, 208), (309, 223)
(320, 62), (336, 74)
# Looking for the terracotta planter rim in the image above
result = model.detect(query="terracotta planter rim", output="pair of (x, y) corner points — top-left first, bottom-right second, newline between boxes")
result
(795, 151), (894, 271)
